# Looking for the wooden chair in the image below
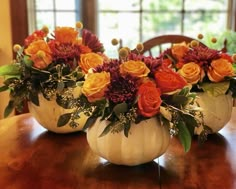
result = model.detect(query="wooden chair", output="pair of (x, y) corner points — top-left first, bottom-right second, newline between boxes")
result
(139, 34), (205, 56)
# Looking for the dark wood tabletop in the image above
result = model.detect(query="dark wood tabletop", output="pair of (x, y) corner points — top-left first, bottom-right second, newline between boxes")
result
(0, 108), (236, 189)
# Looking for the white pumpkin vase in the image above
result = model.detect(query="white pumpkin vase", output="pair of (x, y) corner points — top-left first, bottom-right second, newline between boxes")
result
(87, 117), (170, 166)
(195, 92), (233, 134)
(28, 94), (88, 133)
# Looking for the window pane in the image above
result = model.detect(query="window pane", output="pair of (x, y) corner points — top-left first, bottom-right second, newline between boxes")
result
(184, 12), (227, 36)
(36, 12), (55, 30)
(35, 0), (53, 10)
(98, 0), (140, 11)
(142, 12), (182, 41)
(98, 12), (140, 58)
(185, 0), (228, 10)
(55, 0), (76, 10)
(143, 0), (182, 11)
(56, 12), (77, 27)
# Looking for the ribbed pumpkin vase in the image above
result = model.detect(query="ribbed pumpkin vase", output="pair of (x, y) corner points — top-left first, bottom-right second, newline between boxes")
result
(86, 117), (170, 166)
(195, 92), (233, 134)
(28, 94), (88, 133)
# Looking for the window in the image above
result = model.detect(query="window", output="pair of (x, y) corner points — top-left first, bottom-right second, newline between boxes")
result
(28, 0), (235, 57)
(98, 0), (231, 56)
(28, 0), (81, 32)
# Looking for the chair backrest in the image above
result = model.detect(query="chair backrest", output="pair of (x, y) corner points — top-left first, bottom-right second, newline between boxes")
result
(140, 34), (205, 56)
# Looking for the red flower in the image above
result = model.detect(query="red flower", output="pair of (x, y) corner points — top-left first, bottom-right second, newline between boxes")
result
(155, 68), (187, 93)
(137, 81), (162, 117)
(220, 53), (233, 63)
(24, 30), (47, 47)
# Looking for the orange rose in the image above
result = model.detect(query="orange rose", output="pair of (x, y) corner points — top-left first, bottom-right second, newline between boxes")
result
(171, 42), (189, 60)
(178, 62), (205, 84)
(207, 58), (234, 82)
(82, 72), (110, 102)
(137, 82), (162, 117)
(155, 69), (187, 93)
(54, 27), (78, 43)
(79, 52), (104, 73)
(120, 60), (150, 78)
(24, 40), (52, 69)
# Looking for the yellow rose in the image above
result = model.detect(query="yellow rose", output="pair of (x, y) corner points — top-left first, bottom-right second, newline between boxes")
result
(24, 40), (52, 69)
(171, 42), (189, 60)
(119, 60), (150, 78)
(82, 72), (110, 102)
(178, 62), (204, 84)
(207, 58), (234, 82)
(79, 52), (104, 73)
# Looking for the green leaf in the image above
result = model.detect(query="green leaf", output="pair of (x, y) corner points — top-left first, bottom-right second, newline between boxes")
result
(0, 64), (21, 76)
(113, 102), (128, 117)
(23, 55), (33, 67)
(4, 100), (15, 118)
(57, 113), (72, 127)
(124, 121), (131, 137)
(182, 113), (198, 136)
(99, 121), (115, 137)
(178, 87), (190, 96)
(57, 81), (65, 92)
(82, 116), (97, 131)
(30, 93), (39, 106)
(172, 95), (189, 105)
(177, 121), (192, 152)
(200, 81), (230, 96)
(0, 85), (9, 92)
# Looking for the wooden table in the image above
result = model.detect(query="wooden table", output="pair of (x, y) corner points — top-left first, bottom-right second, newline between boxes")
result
(0, 108), (236, 189)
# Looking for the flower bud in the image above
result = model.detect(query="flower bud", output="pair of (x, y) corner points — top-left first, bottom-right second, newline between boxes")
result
(136, 43), (144, 52)
(41, 26), (49, 35)
(13, 44), (22, 52)
(190, 40), (199, 48)
(211, 37), (217, 43)
(119, 47), (129, 58)
(111, 38), (119, 46)
(197, 33), (204, 39)
(76, 21), (83, 29)
(36, 50), (46, 58)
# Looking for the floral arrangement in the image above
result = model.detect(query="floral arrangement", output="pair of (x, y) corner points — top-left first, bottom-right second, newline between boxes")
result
(159, 38), (236, 97)
(0, 22), (105, 123)
(67, 44), (209, 152)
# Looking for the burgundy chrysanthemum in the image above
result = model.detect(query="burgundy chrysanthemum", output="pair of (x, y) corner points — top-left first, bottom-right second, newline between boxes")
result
(48, 41), (83, 69)
(183, 46), (220, 71)
(105, 75), (138, 104)
(94, 59), (121, 75)
(82, 29), (104, 53)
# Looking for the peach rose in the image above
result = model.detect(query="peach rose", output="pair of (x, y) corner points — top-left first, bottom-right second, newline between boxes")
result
(79, 52), (104, 73)
(137, 81), (162, 117)
(207, 58), (234, 82)
(178, 62), (205, 84)
(171, 42), (189, 60)
(54, 27), (78, 43)
(155, 69), (187, 93)
(24, 40), (52, 69)
(120, 60), (150, 78)
(82, 72), (110, 102)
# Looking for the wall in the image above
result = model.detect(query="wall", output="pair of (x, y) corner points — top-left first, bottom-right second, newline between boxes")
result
(0, 0), (13, 119)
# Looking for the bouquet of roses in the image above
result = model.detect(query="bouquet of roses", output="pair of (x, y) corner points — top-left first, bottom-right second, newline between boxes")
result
(0, 22), (105, 128)
(159, 40), (236, 97)
(66, 45), (209, 152)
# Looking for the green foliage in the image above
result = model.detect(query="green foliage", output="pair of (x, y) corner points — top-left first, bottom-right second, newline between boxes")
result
(0, 64), (21, 76)
(57, 113), (72, 127)
(177, 120), (192, 152)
